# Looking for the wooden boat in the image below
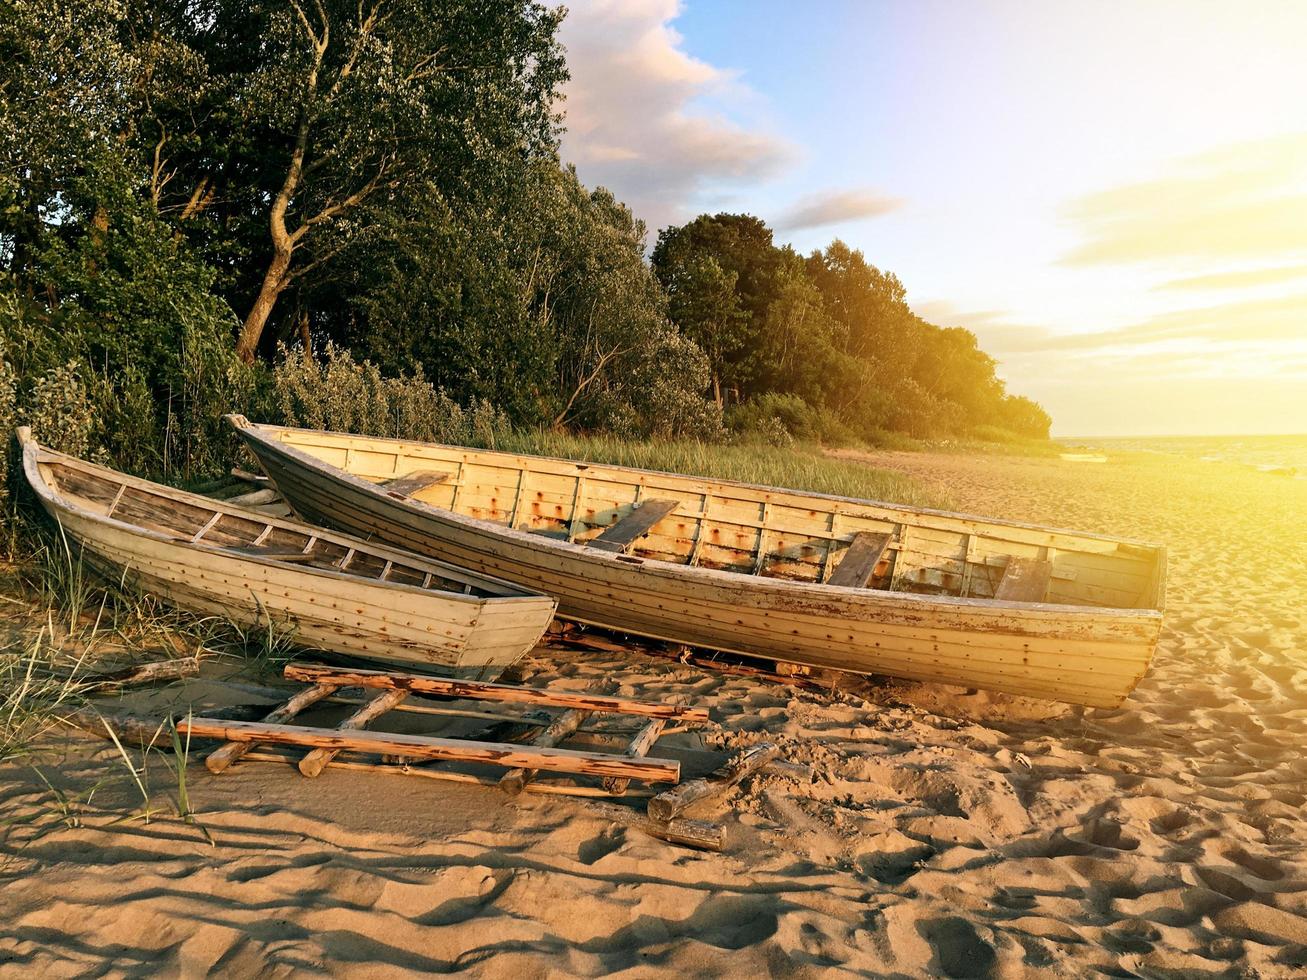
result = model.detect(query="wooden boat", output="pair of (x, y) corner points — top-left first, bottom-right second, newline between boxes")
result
(227, 416), (1168, 708)
(18, 427), (557, 678)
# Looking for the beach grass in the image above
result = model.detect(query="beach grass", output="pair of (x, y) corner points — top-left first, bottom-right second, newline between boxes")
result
(493, 431), (949, 509)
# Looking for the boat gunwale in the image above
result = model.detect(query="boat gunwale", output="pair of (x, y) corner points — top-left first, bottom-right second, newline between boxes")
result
(231, 417), (1166, 624)
(19, 431), (554, 611)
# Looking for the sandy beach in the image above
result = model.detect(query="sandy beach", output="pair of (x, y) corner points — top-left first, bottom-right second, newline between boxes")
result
(1, 448), (1304, 978)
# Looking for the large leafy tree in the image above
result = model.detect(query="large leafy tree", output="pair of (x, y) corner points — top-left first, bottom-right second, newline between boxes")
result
(136, 0), (566, 362)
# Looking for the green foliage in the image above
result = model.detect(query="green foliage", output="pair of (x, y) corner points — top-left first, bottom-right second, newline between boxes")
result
(272, 342), (511, 447)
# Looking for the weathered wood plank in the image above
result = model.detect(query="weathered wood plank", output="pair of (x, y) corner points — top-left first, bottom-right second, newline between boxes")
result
(603, 718), (666, 795)
(206, 683), (337, 773)
(283, 663), (711, 722)
(299, 688), (408, 777)
(226, 546), (317, 563)
(648, 742), (780, 821)
(995, 557), (1053, 602)
(827, 531), (892, 589)
(498, 708), (591, 795)
(224, 487), (282, 507)
(588, 499), (679, 554)
(381, 470), (450, 496)
(176, 716), (682, 782)
(582, 800), (724, 851)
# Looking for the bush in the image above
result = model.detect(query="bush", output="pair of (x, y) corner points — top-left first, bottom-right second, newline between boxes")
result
(272, 342), (512, 447)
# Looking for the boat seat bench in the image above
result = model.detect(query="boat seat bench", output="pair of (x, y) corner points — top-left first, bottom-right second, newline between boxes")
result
(994, 557), (1053, 602)
(828, 531), (893, 589)
(381, 471), (450, 496)
(588, 499), (680, 554)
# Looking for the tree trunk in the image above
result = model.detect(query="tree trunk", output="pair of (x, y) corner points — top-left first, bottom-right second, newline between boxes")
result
(236, 247), (292, 364)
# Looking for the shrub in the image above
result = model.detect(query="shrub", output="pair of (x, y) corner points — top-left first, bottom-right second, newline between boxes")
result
(272, 342), (512, 447)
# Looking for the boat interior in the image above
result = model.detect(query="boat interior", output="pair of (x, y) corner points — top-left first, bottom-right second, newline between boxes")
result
(38, 451), (514, 599)
(267, 427), (1168, 612)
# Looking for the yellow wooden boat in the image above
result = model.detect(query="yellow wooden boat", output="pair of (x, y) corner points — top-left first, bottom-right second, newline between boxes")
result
(228, 416), (1167, 707)
(19, 428), (557, 678)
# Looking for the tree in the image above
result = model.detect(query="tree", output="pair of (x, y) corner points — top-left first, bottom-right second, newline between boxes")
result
(132, 0), (566, 362)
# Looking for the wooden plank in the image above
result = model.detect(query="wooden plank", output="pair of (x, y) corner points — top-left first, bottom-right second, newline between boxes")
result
(225, 546), (318, 563)
(498, 708), (591, 795)
(225, 487), (282, 507)
(174, 717), (682, 783)
(995, 557), (1053, 602)
(283, 663), (711, 722)
(648, 742), (780, 821)
(381, 470), (449, 496)
(299, 688), (408, 777)
(827, 531), (892, 589)
(206, 683), (338, 773)
(603, 718), (666, 796)
(587, 499), (679, 554)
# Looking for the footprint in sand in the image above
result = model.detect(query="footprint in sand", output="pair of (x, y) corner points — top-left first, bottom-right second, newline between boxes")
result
(917, 916), (997, 979)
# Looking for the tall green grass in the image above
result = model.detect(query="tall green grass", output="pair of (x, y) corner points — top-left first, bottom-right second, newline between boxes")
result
(494, 431), (949, 509)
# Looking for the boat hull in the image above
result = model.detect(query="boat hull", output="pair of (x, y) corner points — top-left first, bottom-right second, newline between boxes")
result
(236, 424), (1163, 707)
(22, 435), (557, 679)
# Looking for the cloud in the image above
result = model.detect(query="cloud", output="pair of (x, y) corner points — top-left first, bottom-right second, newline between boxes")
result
(775, 189), (902, 231)
(1156, 263), (1307, 291)
(1061, 132), (1307, 266)
(910, 301), (1054, 354)
(558, 0), (794, 237)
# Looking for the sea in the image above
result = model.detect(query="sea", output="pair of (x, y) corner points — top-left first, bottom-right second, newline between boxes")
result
(1056, 434), (1307, 479)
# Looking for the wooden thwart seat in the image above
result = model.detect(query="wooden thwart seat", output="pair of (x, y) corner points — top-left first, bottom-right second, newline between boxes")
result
(995, 557), (1053, 602)
(828, 531), (892, 589)
(381, 470), (450, 496)
(588, 499), (679, 554)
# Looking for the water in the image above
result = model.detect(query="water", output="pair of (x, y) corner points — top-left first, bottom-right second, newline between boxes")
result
(1057, 434), (1307, 478)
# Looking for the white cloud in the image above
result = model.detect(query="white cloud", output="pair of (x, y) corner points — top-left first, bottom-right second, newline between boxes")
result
(557, 0), (793, 237)
(775, 189), (902, 231)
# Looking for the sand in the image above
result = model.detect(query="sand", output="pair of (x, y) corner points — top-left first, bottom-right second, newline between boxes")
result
(1, 448), (1305, 978)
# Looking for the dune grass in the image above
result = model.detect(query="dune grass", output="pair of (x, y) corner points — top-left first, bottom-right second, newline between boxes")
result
(494, 431), (948, 509)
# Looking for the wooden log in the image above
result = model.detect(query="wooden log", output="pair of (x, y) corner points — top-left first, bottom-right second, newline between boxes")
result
(581, 801), (725, 852)
(995, 557), (1054, 602)
(603, 718), (666, 796)
(498, 709), (590, 796)
(380, 470), (450, 496)
(587, 499), (680, 554)
(648, 742), (780, 822)
(299, 688), (408, 777)
(82, 656), (201, 693)
(174, 717), (682, 783)
(827, 531), (892, 589)
(283, 663), (710, 722)
(60, 708), (169, 747)
(230, 467), (269, 485)
(240, 749), (655, 798)
(224, 487), (282, 507)
(206, 683), (337, 773)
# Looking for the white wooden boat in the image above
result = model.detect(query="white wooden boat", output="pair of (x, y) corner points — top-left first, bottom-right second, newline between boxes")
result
(18, 428), (557, 678)
(228, 416), (1168, 708)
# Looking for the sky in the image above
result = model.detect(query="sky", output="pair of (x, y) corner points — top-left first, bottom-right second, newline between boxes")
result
(555, 0), (1307, 437)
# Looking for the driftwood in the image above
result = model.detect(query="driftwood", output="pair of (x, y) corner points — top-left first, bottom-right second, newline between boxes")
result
(177, 717), (682, 783)
(299, 688), (408, 778)
(240, 749), (655, 798)
(230, 467), (269, 485)
(81, 656), (201, 694)
(603, 718), (666, 796)
(648, 742), (781, 822)
(498, 708), (590, 796)
(206, 682), (336, 773)
(581, 801), (725, 852)
(224, 487), (282, 508)
(283, 663), (709, 722)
